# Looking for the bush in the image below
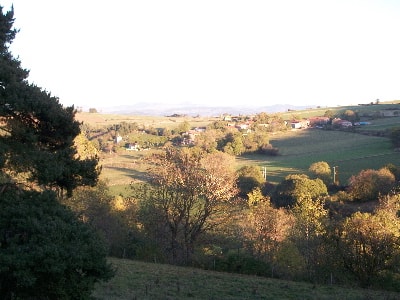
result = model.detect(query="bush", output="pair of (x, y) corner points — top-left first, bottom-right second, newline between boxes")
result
(259, 144), (279, 156)
(0, 189), (114, 299)
(348, 168), (395, 201)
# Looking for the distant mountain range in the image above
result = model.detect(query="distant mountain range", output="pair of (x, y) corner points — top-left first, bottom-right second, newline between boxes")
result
(97, 102), (319, 116)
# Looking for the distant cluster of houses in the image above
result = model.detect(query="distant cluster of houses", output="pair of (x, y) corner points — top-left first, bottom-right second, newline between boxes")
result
(111, 108), (400, 150)
(180, 127), (206, 146)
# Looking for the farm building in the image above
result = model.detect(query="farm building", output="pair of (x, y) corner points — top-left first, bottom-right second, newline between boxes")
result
(115, 135), (123, 143)
(126, 142), (139, 151)
(290, 119), (309, 129)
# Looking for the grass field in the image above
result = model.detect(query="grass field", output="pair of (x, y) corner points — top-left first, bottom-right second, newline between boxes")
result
(239, 128), (400, 184)
(92, 257), (400, 300)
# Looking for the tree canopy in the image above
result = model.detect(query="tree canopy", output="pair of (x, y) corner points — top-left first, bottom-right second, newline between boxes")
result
(0, 5), (112, 298)
(0, 6), (99, 196)
(138, 147), (238, 264)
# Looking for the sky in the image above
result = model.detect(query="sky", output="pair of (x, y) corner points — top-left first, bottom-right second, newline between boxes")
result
(2, 0), (400, 109)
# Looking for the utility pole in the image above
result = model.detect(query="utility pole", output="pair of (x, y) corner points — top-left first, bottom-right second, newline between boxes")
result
(333, 166), (339, 185)
(262, 166), (267, 181)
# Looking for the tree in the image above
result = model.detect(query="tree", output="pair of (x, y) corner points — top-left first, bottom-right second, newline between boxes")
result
(237, 165), (266, 197)
(141, 147), (238, 264)
(194, 129), (219, 153)
(336, 209), (400, 287)
(223, 133), (245, 156)
(0, 189), (114, 299)
(0, 6), (112, 298)
(61, 181), (129, 256)
(348, 168), (395, 201)
(290, 195), (328, 281)
(242, 192), (293, 277)
(309, 161), (331, 186)
(342, 109), (359, 124)
(0, 8), (100, 196)
(176, 120), (191, 134)
(272, 174), (328, 208)
(324, 110), (334, 119)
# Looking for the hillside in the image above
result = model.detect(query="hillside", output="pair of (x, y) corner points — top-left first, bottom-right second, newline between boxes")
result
(76, 101), (400, 191)
(92, 257), (400, 300)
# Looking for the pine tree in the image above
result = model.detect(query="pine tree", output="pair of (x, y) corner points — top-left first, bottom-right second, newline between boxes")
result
(0, 5), (112, 298)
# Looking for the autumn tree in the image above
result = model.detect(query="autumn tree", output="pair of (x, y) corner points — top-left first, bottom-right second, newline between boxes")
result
(138, 147), (238, 264)
(242, 189), (293, 277)
(290, 195), (328, 281)
(348, 168), (395, 201)
(175, 120), (191, 134)
(342, 109), (359, 124)
(237, 165), (266, 197)
(272, 174), (328, 208)
(218, 132), (245, 155)
(309, 161), (332, 186)
(336, 207), (400, 287)
(194, 129), (219, 152)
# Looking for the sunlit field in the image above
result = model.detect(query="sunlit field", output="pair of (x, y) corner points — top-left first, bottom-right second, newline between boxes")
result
(239, 128), (400, 184)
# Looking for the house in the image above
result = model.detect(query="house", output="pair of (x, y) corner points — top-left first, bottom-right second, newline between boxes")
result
(236, 122), (251, 130)
(126, 142), (139, 151)
(222, 114), (232, 121)
(291, 121), (302, 129)
(115, 135), (123, 143)
(290, 119), (309, 129)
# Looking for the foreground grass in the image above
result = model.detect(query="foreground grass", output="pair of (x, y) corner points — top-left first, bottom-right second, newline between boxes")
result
(92, 258), (400, 300)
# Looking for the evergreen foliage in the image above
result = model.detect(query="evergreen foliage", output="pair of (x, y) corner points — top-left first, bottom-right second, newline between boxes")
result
(0, 5), (113, 298)
(0, 189), (114, 299)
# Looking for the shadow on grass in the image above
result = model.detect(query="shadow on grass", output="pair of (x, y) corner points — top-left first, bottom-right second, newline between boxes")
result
(102, 165), (150, 183)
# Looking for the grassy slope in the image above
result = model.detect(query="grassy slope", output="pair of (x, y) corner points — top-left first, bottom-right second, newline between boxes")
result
(92, 257), (400, 300)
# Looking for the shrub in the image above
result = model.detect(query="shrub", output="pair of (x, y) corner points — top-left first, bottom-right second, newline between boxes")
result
(348, 168), (395, 201)
(0, 189), (114, 299)
(259, 144), (279, 156)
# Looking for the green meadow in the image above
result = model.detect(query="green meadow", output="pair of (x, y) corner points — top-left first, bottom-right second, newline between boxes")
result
(239, 128), (399, 185)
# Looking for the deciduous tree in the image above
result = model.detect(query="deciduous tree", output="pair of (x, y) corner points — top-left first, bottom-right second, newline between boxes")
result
(141, 147), (238, 264)
(242, 191), (293, 277)
(336, 209), (400, 287)
(237, 165), (266, 197)
(309, 161), (331, 186)
(272, 174), (328, 208)
(348, 168), (395, 201)
(290, 195), (328, 281)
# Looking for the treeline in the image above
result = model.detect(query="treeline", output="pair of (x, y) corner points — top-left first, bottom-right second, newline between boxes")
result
(63, 146), (400, 291)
